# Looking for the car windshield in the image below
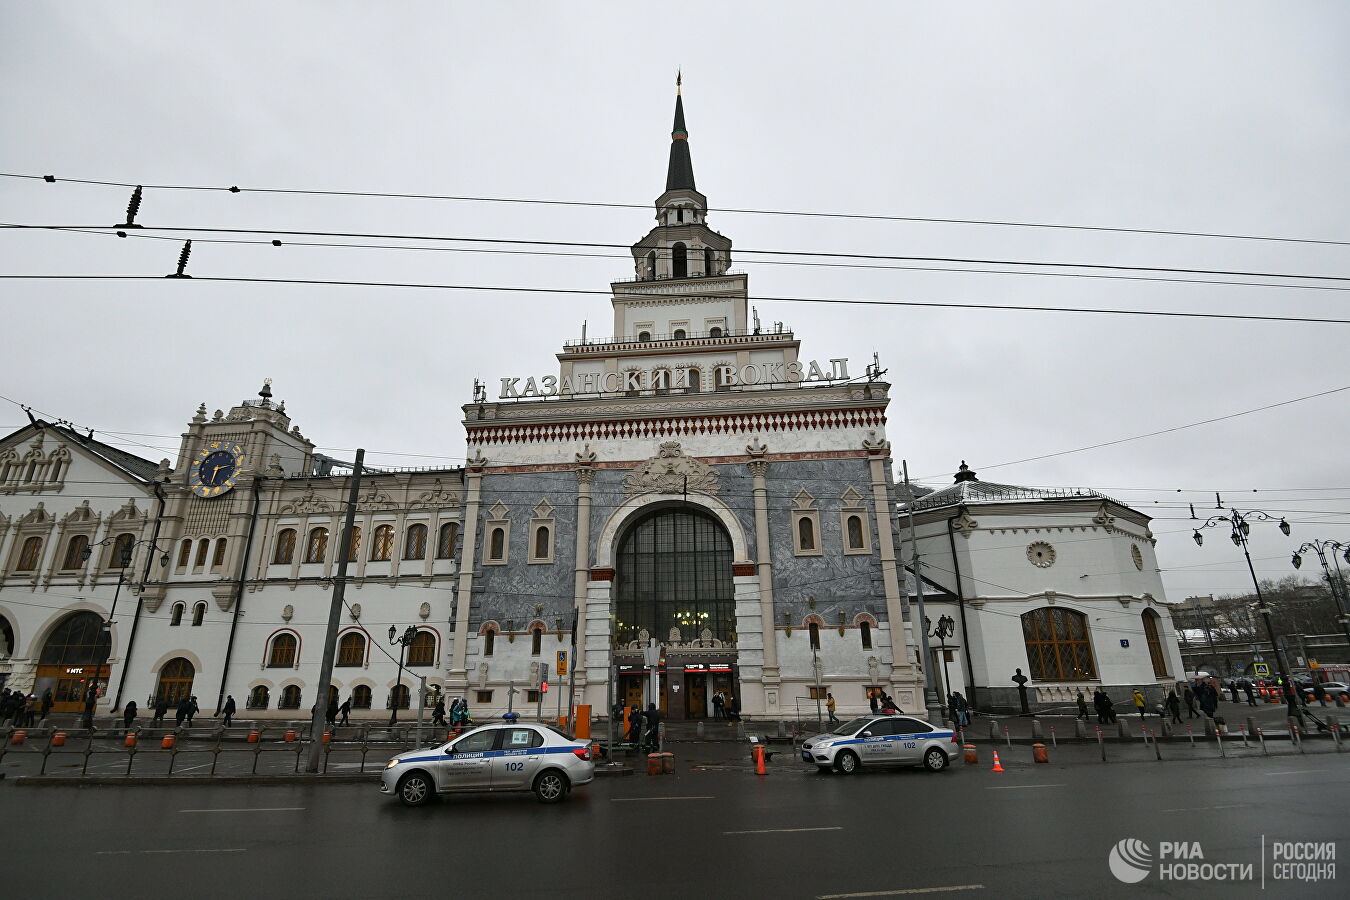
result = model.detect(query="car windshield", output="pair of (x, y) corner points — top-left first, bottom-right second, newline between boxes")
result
(831, 716), (874, 736)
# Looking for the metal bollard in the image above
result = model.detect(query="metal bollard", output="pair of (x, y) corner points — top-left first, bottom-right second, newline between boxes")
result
(1095, 726), (1106, 762)
(1294, 725), (1305, 754)
(1049, 726), (1057, 748)
(1257, 727), (1267, 755)
(1240, 724), (1249, 748)
(1216, 726), (1225, 758)
(1186, 724), (1195, 746)
(988, 719), (997, 742)
(1030, 719), (1044, 741)
(1004, 726), (1011, 748)
(1149, 728), (1162, 761)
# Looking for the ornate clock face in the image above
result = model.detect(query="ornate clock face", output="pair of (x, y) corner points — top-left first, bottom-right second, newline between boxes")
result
(1026, 541), (1056, 568)
(189, 440), (244, 497)
(1131, 543), (1144, 570)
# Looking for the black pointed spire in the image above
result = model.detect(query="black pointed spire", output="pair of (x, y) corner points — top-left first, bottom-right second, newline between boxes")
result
(665, 74), (696, 192)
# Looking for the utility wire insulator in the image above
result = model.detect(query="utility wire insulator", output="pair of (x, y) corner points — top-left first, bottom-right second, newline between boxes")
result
(117, 185), (144, 229)
(165, 239), (193, 278)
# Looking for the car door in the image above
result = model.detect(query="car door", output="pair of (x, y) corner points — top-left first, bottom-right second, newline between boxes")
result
(857, 717), (901, 763)
(891, 717), (934, 764)
(490, 726), (546, 790)
(438, 727), (499, 792)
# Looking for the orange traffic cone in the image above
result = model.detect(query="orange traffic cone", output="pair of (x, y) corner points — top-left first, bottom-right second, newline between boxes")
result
(991, 750), (1005, 772)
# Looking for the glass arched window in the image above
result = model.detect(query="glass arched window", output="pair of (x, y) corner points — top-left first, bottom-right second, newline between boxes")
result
(268, 632), (298, 668)
(248, 685), (270, 709)
(342, 526), (362, 563)
(533, 525), (551, 561)
(645, 250), (656, 281)
(170, 603), (184, 627)
(860, 621), (873, 650)
(615, 508), (735, 643)
(703, 247), (715, 276)
(671, 242), (688, 278)
(194, 538), (209, 568)
(0, 615), (13, 657)
(390, 684), (410, 709)
(684, 367), (701, 394)
(407, 631), (436, 667)
(191, 602), (205, 627)
(279, 685), (302, 709)
(305, 528), (328, 564)
(798, 517), (816, 551)
(177, 539), (192, 569)
(489, 527), (505, 561)
(371, 525), (394, 561)
(62, 535), (90, 570)
(673, 328), (687, 340)
(530, 627), (543, 656)
(1142, 609), (1168, 677)
(1021, 608), (1096, 681)
(638, 331), (652, 342)
(16, 536), (43, 571)
(437, 522), (458, 559)
(211, 538), (227, 571)
(273, 528), (296, 564)
(809, 621), (821, 650)
(404, 524), (428, 560)
(38, 612), (109, 665)
(846, 515), (865, 550)
(337, 632), (365, 667)
(110, 533), (136, 569)
(156, 658), (195, 707)
(708, 326), (723, 338)
(483, 629), (495, 657)
(352, 684), (373, 708)
(713, 366), (729, 392)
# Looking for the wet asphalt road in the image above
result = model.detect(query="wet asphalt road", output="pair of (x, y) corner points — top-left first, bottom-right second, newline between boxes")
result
(2, 745), (1346, 899)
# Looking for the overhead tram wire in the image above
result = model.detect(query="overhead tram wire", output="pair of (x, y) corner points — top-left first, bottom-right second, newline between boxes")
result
(7, 223), (1348, 296)
(3, 170), (1347, 247)
(2, 274), (1348, 326)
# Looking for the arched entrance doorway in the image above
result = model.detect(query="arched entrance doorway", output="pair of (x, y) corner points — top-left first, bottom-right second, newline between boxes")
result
(35, 611), (111, 713)
(155, 658), (195, 707)
(613, 507), (737, 721)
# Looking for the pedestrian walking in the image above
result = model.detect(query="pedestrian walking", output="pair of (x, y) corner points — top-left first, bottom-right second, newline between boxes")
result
(1132, 689), (1147, 719)
(432, 697), (447, 727)
(1198, 682), (1218, 719)
(1182, 685), (1198, 718)
(1313, 682), (1327, 707)
(221, 694), (236, 727)
(1243, 680), (1257, 706)
(951, 691), (971, 727)
(869, 689), (880, 714)
(1165, 690), (1182, 724)
(153, 695), (168, 725)
(1228, 681), (1240, 703)
(325, 697), (339, 726)
(712, 690), (724, 720)
(174, 697), (188, 727)
(123, 700), (138, 730)
(1075, 690), (1089, 720)
(826, 692), (838, 724)
(626, 704), (643, 743)
(338, 697), (351, 726)
(643, 702), (661, 753)
(185, 695), (200, 725)
(13, 693), (31, 727)
(40, 688), (54, 721)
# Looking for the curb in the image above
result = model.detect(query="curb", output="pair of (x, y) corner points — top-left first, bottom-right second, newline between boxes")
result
(12, 774), (380, 787)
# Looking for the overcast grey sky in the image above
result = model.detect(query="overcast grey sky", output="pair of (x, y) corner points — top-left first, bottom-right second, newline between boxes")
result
(2, 2), (1347, 601)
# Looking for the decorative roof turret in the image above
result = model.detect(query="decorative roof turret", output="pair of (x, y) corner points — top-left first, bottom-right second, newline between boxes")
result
(666, 72), (696, 192)
(954, 461), (978, 483)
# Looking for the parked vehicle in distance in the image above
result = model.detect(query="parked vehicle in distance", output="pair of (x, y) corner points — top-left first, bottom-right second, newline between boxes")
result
(801, 714), (958, 774)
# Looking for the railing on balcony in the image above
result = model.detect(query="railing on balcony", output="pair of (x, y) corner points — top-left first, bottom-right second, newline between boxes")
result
(609, 269), (748, 286)
(562, 325), (794, 352)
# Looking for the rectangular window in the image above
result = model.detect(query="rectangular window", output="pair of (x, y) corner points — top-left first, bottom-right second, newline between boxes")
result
(807, 686), (829, 700)
(475, 690), (493, 704)
(527, 690), (541, 704)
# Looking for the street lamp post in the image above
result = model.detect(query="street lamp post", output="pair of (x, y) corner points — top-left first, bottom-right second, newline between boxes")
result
(1192, 505), (1293, 699)
(1292, 539), (1350, 647)
(388, 625), (417, 726)
(928, 614), (956, 717)
(79, 537), (171, 727)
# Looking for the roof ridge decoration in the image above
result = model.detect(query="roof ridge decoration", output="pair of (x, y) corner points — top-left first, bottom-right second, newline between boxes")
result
(623, 441), (719, 497)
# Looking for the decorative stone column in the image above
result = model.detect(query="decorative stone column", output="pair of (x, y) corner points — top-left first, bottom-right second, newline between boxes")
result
(863, 432), (917, 689)
(448, 450), (486, 689)
(745, 439), (780, 713)
(571, 445), (596, 688)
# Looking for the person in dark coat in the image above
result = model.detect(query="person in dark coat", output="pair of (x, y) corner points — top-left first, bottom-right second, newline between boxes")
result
(174, 697), (189, 727)
(869, 689), (880, 714)
(338, 697), (351, 726)
(1228, 681), (1240, 703)
(431, 697), (447, 727)
(221, 695), (236, 727)
(951, 692), (971, 727)
(123, 700), (138, 730)
(1075, 691), (1089, 720)
(1183, 685), (1198, 718)
(186, 695), (199, 725)
(642, 702), (661, 753)
(1165, 690), (1182, 724)
(325, 697), (339, 726)
(40, 688), (54, 721)
(1198, 682), (1219, 718)
(711, 690), (724, 720)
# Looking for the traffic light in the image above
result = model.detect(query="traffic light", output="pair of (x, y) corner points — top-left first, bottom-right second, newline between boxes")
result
(541, 680), (549, 693)
(537, 663), (549, 688)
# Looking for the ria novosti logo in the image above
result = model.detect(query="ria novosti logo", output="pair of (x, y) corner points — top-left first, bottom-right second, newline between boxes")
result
(1109, 839), (1153, 883)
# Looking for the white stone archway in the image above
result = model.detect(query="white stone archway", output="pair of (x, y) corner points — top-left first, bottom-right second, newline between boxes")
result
(592, 492), (751, 569)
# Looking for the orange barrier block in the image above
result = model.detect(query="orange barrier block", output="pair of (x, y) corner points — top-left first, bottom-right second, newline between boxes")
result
(161, 734), (175, 749)
(963, 744), (978, 765)
(1032, 743), (1049, 764)
(51, 732), (67, 747)
(10, 730), (25, 745)
(124, 733), (137, 748)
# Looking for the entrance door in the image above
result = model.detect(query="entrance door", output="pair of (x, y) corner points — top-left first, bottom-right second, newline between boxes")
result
(156, 658), (195, 707)
(622, 675), (644, 710)
(685, 674), (708, 719)
(713, 674), (737, 718)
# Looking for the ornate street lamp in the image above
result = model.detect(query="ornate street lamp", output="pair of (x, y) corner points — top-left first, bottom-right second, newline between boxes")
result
(1292, 539), (1350, 647)
(387, 625), (418, 726)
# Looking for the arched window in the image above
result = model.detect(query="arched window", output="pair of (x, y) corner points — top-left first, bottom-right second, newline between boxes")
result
(638, 331), (652, 342)
(16, 536), (43, 571)
(248, 685), (270, 709)
(798, 517), (816, 551)
(709, 326), (723, 338)
(371, 524), (394, 561)
(273, 528), (296, 564)
(62, 535), (90, 570)
(268, 632), (298, 668)
(437, 522), (458, 559)
(279, 685), (302, 709)
(0, 615), (13, 657)
(177, 539), (192, 569)
(489, 527), (505, 562)
(645, 249), (656, 280)
(703, 247), (715, 275)
(194, 538), (209, 568)
(676, 208), (684, 223)
(407, 631), (436, 667)
(156, 658), (195, 708)
(169, 603), (184, 627)
(615, 508), (735, 643)
(211, 538), (227, 571)
(809, 621), (821, 650)
(1021, 608), (1096, 681)
(673, 328), (687, 340)
(860, 620), (873, 650)
(404, 524), (428, 560)
(1142, 609), (1168, 677)
(191, 602), (205, 627)
(651, 368), (671, 396)
(337, 632), (365, 667)
(713, 366), (730, 392)
(483, 629), (495, 657)
(390, 684), (410, 709)
(352, 684), (372, 709)
(684, 366), (701, 393)
(109, 533), (136, 569)
(305, 527), (328, 564)
(671, 242), (688, 278)
(531, 626), (543, 656)
(38, 611), (109, 665)
(534, 525), (551, 560)
(342, 526), (362, 563)
(846, 515), (865, 550)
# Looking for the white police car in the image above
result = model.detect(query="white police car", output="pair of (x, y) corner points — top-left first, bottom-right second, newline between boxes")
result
(382, 715), (595, 806)
(801, 714), (958, 774)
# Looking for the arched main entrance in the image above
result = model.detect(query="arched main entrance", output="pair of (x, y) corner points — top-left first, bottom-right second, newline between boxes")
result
(155, 658), (195, 707)
(35, 611), (111, 713)
(613, 507), (738, 721)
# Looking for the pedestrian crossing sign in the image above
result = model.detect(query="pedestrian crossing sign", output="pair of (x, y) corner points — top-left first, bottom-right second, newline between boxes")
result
(1253, 662), (1270, 676)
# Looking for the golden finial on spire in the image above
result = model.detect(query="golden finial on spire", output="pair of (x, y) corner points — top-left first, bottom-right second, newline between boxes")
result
(676, 69), (682, 95)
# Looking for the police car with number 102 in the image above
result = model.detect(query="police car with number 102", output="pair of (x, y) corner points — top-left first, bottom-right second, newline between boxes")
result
(801, 714), (959, 774)
(382, 714), (595, 806)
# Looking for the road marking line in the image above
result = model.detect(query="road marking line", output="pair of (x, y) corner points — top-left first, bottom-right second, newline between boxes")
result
(179, 807), (306, 813)
(610, 796), (715, 802)
(97, 849), (247, 855)
(818, 885), (984, 898)
(1265, 770), (1320, 775)
(985, 784), (1065, 790)
(724, 826), (844, 835)
(1161, 804), (1246, 813)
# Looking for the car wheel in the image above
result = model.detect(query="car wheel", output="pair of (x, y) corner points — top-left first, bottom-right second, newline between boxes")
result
(1340, 693), (1350, 703)
(835, 750), (859, 775)
(923, 748), (948, 772)
(534, 769), (568, 803)
(397, 771), (434, 807)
